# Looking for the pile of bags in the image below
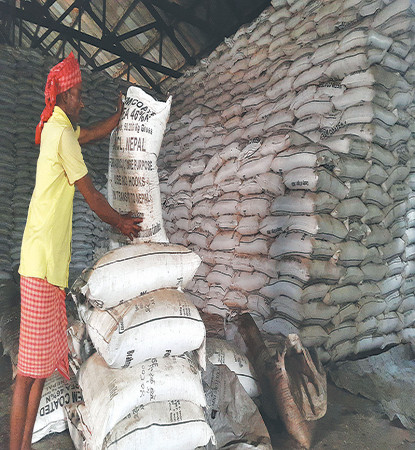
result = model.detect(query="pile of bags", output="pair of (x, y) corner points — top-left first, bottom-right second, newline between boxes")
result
(159, 0), (415, 362)
(64, 241), (214, 450)
(0, 46), (45, 280)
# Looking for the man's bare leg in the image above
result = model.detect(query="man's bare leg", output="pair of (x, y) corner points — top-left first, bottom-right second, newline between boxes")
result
(9, 374), (45, 450)
(21, 377), (46, 449)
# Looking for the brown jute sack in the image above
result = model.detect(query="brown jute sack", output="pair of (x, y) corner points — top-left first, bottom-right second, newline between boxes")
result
(227, 312), (327, 449)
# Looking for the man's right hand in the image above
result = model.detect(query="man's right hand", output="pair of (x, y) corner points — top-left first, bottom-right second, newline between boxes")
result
(116, 213), (143, 241)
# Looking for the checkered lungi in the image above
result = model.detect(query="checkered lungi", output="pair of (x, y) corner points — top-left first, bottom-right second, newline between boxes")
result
(17, 276), (70, 380)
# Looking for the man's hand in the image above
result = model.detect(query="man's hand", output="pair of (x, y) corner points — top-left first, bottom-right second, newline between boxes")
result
(76, 174), (143, 239)
(116, 213), (143, 241)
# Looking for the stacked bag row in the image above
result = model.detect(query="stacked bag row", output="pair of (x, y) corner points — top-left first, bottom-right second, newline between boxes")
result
(158, 0), (415, 362)
(278, 0), (415, 362)
(0, 46), (46, 280)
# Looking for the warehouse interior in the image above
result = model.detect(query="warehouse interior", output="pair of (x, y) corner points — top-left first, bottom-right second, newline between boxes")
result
(0, 0), (415, 449)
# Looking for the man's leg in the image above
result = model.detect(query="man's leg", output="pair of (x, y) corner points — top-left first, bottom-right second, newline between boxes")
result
(9, 373), (45, 450)
(21, 377), (46, 449)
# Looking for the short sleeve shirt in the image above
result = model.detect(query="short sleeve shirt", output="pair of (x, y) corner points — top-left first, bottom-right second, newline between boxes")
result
(19, 106), (88, 288)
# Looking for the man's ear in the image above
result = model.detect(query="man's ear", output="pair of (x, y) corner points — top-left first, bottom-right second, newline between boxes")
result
(61, 90), (69, 104)
(58, 90), (70, 105)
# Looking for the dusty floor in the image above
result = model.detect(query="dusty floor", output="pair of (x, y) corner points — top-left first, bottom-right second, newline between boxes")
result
(1, 353), (414, 450)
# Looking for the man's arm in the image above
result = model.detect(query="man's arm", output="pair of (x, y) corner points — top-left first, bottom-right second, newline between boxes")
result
(78, 93), (123, 145)
(75, 174), (142, 240)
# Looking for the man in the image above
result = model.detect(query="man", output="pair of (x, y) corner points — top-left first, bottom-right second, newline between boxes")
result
(9, 52), (142, 450)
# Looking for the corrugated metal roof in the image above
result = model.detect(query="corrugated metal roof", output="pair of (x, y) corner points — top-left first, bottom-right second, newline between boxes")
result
(0, 0), (271, 94)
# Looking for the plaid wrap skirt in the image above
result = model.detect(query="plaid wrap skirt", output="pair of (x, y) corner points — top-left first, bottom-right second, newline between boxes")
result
(17, 276), (69, 380)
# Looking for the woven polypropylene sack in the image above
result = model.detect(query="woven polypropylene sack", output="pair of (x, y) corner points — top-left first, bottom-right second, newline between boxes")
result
(85, 288), (206, 369)
(108, 86), (172, 245)
(80, 242), (201, 309)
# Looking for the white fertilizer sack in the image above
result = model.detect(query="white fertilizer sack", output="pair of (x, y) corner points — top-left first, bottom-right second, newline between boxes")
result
(102, 400), (215, 450)
(108, 86), (172, 245)
(32, 371), (83, 444)
(80, 242), (201, 309)
(65, 403), (93, 450)
(78, 353), (206, 450)
(206, 338), (260, 398)
(84, 288), (206, 369)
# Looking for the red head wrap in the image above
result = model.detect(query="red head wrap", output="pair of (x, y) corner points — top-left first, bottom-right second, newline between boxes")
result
(35, 51), (82, 145)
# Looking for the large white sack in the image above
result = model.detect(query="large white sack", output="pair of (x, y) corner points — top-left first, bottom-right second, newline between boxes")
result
(283, 167), (348, 200)
(323, 285), (362, 306)
(84, 289), (206, 369)
(322, 123), (391, 147)
(331, 198), (368, 219)
(65, 403), (92, 450)
(286, 214), (348, 242)
(101, 400), (215, 450)
(325, 321), (357, 349)
(80, 243), (201, 309)
(269, 233), (336, 259)
(32, 371), (83, 444)
(321, 135), (370, 158)
(206, 338), (260, 398)
(333, 156), (371, 180)
(269, 191), (339, 215)
(324, 48), (369, 78)
(331, 87), (379, 110)
(275, 256), (344, 284)
(108, 86), (172, 245)
(78, 353), (206, 450)
(271, 145), (338, 175)
(259, 129), (312, 156)
(344, 179), (368, 198)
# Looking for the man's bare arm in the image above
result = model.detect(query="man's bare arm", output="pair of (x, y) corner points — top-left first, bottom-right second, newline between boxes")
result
(78, 93), (123, 145)
(75, 174), (142, 240)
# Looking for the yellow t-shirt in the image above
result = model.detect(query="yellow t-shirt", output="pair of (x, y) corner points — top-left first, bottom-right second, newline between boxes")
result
(19, 106), (88, 288)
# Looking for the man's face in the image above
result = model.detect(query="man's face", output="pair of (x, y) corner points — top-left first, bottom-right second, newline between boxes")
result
(65, 82), (84, 125)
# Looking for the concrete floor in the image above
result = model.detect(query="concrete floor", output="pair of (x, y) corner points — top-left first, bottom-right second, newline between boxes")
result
(1, 353), (415, 450)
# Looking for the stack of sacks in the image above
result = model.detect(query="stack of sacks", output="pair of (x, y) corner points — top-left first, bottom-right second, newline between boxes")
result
(0, 45), (127, 284)
(158, 0), (415, 362)
(0, 280), (20, 377)
(400, 5), (415, 346)
(71, 190), (97, 277)
(0, 47), (16, 281)
(9, 48), (45, 272)
(67, 242), (215, 450)
(290, 0), (415, 361)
